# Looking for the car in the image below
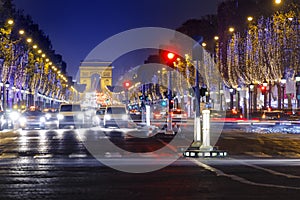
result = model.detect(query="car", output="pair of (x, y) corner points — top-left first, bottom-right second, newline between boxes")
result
(170, 109), (187, 123)
(103, 105), (129, 128)
(43, 108), (58, 129)
(92, 107), (106, 126)
(261, 110), (287, 120)
(0, 111), (17, 130)
(57, 104), (84, 129)
(18, 109), (46, 130)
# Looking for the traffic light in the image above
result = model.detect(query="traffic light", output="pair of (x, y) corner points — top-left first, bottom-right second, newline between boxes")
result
(161, 100), (167, 107)
(163, 51), (178, 66)
(261, 86), (266, 95)
(123, 80), (131, 89)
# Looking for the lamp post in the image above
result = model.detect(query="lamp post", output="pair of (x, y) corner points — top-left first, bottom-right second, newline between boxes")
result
(25, 88), (29, 107)
(296, 74), (300, 109)
(263, 81), (268, 109)
(281, 78), (286, 110)
(249, 83), (254, 118)
(229, 88), (234, 109)
(21, 87), (25, 110)
(0, 82), (3, 111)
(220, 89), (224, 111)
(5, 81), (9, 110)
(11, 85), (16, 108)
(236, 86), (241, 111)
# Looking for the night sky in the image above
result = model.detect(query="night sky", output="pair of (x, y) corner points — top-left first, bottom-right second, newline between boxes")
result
(13, 0), (219, 81)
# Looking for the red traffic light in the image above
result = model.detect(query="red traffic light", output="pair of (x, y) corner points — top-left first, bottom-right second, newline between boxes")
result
(123, 81), (131, 89)
(167, 52), (175, 60)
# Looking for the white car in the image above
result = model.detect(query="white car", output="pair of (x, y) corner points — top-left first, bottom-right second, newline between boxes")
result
(103, 105), (129, 128)
(57, 104), (84, 129)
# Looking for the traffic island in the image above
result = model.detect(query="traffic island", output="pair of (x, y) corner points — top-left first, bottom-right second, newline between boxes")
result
(183, 110), (227, 158)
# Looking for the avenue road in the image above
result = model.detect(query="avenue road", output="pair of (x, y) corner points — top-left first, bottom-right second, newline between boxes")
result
(0, 125), (300, 200)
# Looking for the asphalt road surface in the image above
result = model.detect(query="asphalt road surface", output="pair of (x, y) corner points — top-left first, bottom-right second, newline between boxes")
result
(0, 126), (300, 200)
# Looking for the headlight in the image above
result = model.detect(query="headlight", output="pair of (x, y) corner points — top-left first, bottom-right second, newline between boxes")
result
(57, 114), (64, 120)
(19, 117), (27, 124)
(104, 115), (111, 120)
(122, 115), (128, 120)
(45, 113), (51, 120)
(10, 111), (20, 120)
(40, 117), (46, 122)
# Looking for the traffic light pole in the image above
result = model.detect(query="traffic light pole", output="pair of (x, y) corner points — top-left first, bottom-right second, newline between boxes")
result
(166, 70), (173, 134)
(193, 59), (201, 146)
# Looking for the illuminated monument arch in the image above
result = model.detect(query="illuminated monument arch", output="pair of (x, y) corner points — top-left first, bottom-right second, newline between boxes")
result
(79, 60), (113, 93)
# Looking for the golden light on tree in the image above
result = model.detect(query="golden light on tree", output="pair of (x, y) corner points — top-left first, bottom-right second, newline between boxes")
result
(247, 16), (253, 22)
(7, 19), (14, 25)
(228, 27), (235, 33)
(275, 0), (282, 5)
(19, 30), (25, 35)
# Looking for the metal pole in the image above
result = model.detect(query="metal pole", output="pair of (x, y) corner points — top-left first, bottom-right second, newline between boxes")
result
(194, 59), (201, 142)
(166, 70), (173, 133)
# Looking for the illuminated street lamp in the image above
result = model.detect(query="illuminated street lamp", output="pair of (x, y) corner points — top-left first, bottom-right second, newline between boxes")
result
(229, 27), (235, 33)
(249, 83), (255, 118)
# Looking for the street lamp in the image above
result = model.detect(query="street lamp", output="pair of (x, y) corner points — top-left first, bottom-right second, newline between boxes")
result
(11, 85), (16, 108)
(229, 88), (234, 109)
(5, 81), (9, 110)
(236, 86), (241, 110)
(280, 78), (286, 110)
(220, 89), (224, 111)
(262, 80), (268, 109)
(0, 82), (3, 111)
(249, 83), (255, 118)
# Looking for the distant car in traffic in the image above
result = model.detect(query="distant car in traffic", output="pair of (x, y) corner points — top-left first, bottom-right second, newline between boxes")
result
(19, 109), (46, 130)
(93, 107), (106, 126)
(43, 108), (58, 129)
(57, 104), (84, 129)
(0, 111), (18, 130)
(261, 110), (287, 120)
(170, 109), (187, 123)
(103, 105), (129, 128)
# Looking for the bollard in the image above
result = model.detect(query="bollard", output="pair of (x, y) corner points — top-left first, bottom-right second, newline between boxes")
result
(146, 105), (150, 126)
(200, 110), (213, 151)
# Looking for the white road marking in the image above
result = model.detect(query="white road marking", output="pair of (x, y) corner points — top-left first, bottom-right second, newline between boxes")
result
(189, 158), (300, 190)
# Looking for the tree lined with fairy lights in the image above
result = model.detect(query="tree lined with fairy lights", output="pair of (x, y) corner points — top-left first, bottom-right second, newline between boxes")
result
(220, 7), (299, 109)
(0, 0), (71, 108)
